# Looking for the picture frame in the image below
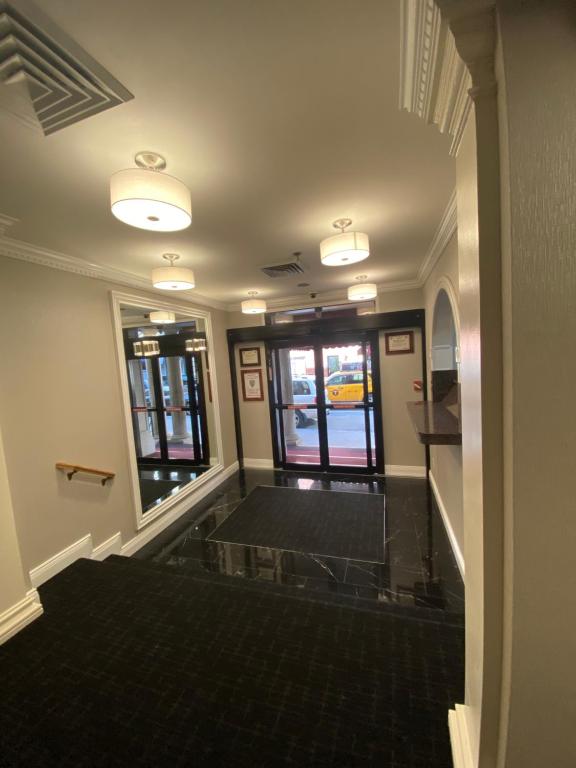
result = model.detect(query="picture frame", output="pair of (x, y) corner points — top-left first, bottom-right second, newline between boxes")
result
(239, 347), (261, 367)
(241, 369), (264, 401)
(385, 330), (414, 355)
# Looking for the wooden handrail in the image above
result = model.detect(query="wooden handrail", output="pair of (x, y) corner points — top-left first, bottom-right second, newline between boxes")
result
(56, 462), (115, 486)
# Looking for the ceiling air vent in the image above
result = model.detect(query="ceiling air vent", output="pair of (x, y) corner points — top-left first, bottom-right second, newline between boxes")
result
(260, 259), (305, 279)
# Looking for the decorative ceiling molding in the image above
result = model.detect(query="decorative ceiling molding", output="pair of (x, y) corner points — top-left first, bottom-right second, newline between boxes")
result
(0, 0), (133, 135)
(417, 190), (457, 284)
(0, 234), (227, 311)
(0, 212), (19, 235)
(399, 0), (472, 156)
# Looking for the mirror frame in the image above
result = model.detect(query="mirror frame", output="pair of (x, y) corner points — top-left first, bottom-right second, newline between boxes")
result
(110, 290), (225, 529)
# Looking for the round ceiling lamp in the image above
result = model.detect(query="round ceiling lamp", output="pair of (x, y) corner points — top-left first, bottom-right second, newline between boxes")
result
(152, 254), (195, 291)
(347, 276), (377, 301)
(149, 310), (176, 324)
(110, 152), (192, 232)
(320, 218), (370, 267)
(241, 291), (267, 314)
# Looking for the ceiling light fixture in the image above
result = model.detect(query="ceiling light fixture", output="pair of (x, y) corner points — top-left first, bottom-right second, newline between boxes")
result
(152, 254), (195, 291)
(133, 340), (160, 357)
(149, 310), (176, 324)
(347, 276), (377, 301)
(241, 291), (267, 314)
(320, 218), (369, 267)
(185, 337), (207, 353)
(110, 152), (192, 232)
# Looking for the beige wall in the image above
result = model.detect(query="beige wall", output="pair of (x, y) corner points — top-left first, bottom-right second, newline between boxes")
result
(379, 328), (425, 471)
(376, 287), (423, 313)
(423, 233), (464, 557)
(0, 257), (236, 574)
(497, 4), (576, 766)
(234, 342), (273, 462)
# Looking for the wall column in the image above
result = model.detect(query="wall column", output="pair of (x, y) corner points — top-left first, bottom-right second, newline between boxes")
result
(166, 357), (189, 442)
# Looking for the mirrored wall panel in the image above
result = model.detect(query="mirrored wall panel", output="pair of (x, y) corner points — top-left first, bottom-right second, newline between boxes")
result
(120, 303), (219, 515)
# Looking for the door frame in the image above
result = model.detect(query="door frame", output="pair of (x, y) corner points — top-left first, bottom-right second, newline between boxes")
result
(266, 330), (384, 474)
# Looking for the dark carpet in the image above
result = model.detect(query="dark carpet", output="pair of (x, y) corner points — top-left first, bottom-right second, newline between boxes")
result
(139, 478), (180, 509)
(208, 485), (386, 562)
(0, 556), (463, 768)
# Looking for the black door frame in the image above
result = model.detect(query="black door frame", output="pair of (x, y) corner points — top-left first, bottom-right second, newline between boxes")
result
(266, 331), (384, 474)
(227, 308), (428, 475)
(124, 331), (210, 467)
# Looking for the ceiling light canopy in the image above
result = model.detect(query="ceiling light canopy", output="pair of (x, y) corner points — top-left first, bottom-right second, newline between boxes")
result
(320, 218), (370, 267)
(152, 254), (195, 291)
(241, 291), (267, 314)
(149, 310), (176, 324)
(347, 276), (377, 301)
(110, 152), (191, 232)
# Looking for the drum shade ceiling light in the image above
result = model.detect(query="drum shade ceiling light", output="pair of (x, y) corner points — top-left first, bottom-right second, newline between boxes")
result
(348, 276), (377, 301)
(133, 340), (160, 357)
(186, 337), (207, 353)
(149, 310), (176, 324)
(241, 291), (267, 314)
(320, 218), (370, 266)
(110, 152), (192, 232)
(152, 254), (195, 291)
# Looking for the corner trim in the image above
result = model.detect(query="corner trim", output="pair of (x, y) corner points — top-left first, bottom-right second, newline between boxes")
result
(385, 464), (427, 478)
(92, 532), (123, 561)
(243, 458), (275, 469)
(418, 191), (458, 284)
(0, 589), (43, 646)
(29, 533), (93, 587)
(449, 704), (475, 768)
(429, 470), (465, 578)
(121, 461), (239, 556)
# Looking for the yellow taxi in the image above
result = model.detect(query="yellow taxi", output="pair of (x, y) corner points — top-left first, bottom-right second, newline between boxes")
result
(325, 371), (373, 403)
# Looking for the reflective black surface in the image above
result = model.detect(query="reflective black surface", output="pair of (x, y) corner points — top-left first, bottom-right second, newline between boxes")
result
(137, 468), (464, 614)
(137, 464), (211, 511)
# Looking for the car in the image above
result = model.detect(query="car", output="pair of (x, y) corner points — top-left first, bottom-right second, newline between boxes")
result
(325, 371), (373, 403)
(291, 377), (318, 428)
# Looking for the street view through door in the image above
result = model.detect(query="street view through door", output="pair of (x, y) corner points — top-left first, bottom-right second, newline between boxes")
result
(268, 334), (383, 473)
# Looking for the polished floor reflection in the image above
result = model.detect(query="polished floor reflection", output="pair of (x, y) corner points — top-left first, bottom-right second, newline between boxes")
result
(137, 468), (464, 615)
(137, 464), (211, 512)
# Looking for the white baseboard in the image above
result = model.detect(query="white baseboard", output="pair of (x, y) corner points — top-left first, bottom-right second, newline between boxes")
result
(429, 471), (465, 578)
(243, 458), (275, 469)
(29, 534), (93, 587)
(0, 589), (43, 645)
(449, 704), (474, 768)
(385, 464), (427, 478)
(121, 461), (239, 556)
(92, 532), (123, 561)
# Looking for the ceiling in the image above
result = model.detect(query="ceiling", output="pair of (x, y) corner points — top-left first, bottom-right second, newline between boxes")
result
(0, 0), (455, 307)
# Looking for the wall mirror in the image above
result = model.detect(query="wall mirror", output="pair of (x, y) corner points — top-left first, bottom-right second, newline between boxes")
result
(111, 292), (223, 527)
(431, 287), (459, 403)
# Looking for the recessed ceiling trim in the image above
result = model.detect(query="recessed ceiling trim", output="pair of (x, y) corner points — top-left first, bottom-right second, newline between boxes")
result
(0, 0), (133, 134)
(0, 233), (227, 310)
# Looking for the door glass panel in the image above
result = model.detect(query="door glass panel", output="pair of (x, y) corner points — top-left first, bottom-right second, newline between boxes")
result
(127, 359), (156, 408)
(283, 407), (321, 465)
(368, 408), (376, 465)
(159, 356), (190, 408)
(325, 406), (368, 468)
(164, 410), (195, 461)
(132, 411), (160, 459)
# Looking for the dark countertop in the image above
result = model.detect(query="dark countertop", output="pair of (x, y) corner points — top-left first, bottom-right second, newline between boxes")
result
(406, 401), (462, 445)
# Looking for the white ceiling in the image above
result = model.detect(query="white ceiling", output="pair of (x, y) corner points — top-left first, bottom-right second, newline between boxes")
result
(0, 0), (455, 306)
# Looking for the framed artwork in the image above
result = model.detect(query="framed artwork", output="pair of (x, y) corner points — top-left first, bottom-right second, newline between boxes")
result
(385, 331), (414, 355)
(239, 347), (261, 367)
(241, 369), (264, 401)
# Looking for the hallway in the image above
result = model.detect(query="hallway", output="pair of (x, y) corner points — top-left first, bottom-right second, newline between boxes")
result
(0, 471), (464, 767)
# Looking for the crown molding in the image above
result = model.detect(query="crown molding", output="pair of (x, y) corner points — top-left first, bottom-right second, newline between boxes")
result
(0, 234), (227, 311)
(400, 0), (472, 156)
(0, 213), (19, 235)
(418, 190), (457, 283)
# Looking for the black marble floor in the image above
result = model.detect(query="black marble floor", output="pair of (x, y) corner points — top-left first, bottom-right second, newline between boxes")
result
(137, 469), (464, 615)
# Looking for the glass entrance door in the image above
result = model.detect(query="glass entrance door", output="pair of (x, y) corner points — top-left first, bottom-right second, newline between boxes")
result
(268, 334), (382, 473)
(126, 351), (209, 466)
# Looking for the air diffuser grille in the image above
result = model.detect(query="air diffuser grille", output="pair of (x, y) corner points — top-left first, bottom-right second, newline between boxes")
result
(260, 261), (305, 278)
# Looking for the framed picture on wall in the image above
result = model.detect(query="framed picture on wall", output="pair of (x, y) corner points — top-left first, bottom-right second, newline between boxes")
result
(241, 369), (264, 401)
(385, 331), (414, 355)
(239, 347), (261, 367)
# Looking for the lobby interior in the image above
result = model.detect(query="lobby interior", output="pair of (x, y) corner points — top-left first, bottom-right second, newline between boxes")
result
(0, 1), (575, 767)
